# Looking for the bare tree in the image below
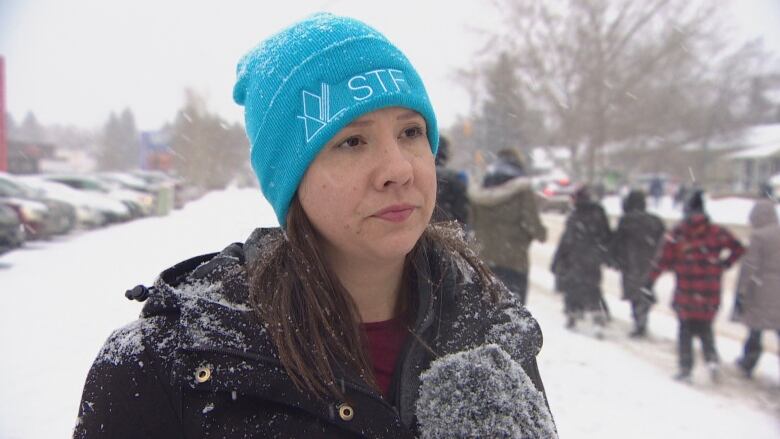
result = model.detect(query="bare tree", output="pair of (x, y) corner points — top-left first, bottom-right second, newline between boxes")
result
(477, 0), (767, 183)
(170, 89), (248, 190)
(97, 108), (140, 171)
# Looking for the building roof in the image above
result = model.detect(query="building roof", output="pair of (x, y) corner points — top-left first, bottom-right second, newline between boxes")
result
(724, 124), (780, 160)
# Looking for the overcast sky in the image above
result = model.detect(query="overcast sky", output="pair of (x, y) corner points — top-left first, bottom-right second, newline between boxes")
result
(1, 0), (779, 132)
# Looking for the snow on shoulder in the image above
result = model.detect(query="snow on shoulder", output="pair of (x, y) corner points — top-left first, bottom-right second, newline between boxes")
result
(94, 316), (172, 366)
(416, 344), (557, 439)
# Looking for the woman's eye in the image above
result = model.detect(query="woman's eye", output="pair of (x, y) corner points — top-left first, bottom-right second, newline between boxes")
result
(337, 136), (364, 149)
(401, 126), (424, 139)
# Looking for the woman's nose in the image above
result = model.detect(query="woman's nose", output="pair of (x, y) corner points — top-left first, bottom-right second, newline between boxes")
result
(372, 139), (414, 190)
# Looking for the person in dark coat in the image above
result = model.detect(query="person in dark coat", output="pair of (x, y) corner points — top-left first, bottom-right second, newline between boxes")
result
(733, 200), (780, 379)
(648, 175), (664, 208)
(673, 183), (689, 209)
(433, 136), (469, 225)
(74, 14), (556, 438)
(609, 190), (665, 337)
(551, 185), (612, 334)
(646, 190), (745, 382)
(469, 148), (547, 305)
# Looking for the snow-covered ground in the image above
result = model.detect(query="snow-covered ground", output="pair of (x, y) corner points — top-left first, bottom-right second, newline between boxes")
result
(0, 188), (778, 438)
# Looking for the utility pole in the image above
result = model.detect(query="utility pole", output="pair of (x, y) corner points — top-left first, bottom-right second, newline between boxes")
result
(0, 56), (7, 171)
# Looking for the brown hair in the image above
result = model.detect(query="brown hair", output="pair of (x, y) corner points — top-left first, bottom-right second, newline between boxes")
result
(247, 198), (500, 401)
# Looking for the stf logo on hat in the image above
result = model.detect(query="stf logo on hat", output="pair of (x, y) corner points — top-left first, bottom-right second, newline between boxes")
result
(233, 13), (438, 226)
(297, 69), (413, 143)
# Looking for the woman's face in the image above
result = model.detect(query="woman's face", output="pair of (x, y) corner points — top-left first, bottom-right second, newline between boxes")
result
(298, 106), (436, 266)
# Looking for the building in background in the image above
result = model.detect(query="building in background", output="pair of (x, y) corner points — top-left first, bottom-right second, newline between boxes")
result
(724, 124), (780, 193)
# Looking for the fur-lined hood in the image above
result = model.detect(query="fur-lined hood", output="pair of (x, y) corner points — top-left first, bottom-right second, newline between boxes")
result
(468, 176), (533, 207)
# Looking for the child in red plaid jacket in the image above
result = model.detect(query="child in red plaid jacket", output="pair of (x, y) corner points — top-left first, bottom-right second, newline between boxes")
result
(646, 191), (744, 381)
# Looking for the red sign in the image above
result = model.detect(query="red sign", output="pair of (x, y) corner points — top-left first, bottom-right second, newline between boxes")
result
(0, 56), (6, 171)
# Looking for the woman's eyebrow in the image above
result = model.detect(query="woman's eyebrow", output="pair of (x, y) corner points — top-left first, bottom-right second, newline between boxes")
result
(397, 111), (421, 120)
(346, 118), (373, 127)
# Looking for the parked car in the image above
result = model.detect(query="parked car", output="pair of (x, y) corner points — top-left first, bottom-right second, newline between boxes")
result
(43, 174), (152, 218)
(95, 172), (158, 212)
(18, 176), (132, 227)
(97, 172), (157, 194)
(0, 174), (74, 238)
(0, 195), (54, 240)
(0, 203), (25, 255)
(130, 169), (196, 209)
(535, 176), (577, 213)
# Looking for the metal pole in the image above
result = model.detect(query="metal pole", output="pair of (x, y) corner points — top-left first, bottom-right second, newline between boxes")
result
(0, 56), (7, 171)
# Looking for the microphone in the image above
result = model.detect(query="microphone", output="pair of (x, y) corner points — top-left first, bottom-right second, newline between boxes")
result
(416, 344), (557, 438)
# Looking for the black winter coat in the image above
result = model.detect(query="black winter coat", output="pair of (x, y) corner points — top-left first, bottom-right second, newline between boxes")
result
(551, 201), (612, 307)
(434, 166), (469, 225)
(610, 209), (665, 301)
(74, 228), (553, 438)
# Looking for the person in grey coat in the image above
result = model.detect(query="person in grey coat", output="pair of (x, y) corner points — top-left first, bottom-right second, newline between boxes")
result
(734, 200), (780, 379)
(469, 148), (547, 305)
(609, 190), (665, 338)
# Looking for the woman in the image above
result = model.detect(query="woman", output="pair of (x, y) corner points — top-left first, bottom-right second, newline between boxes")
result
(74, 13), (556, 438)
(734, 200), (780, 379)
(551, 185), (611, 335)
(609, 190), (665, 338)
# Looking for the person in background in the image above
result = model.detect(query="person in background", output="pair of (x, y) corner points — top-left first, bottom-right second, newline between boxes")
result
(469, 148), (547, 305)
(733, 200), (780, 381)
(433, 135), (469, 225)
(673, 183), (689, 209)
(609, 190), (665, 338)
(758, 180), (774, 200)
(648, 175), (664, 209)
(551, 185), (612, 336)
(646, 190), (745, 382)
(73, 13), (555, 438)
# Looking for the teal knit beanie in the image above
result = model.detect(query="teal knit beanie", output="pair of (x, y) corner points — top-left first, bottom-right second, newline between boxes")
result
(233, 13), (439, 226)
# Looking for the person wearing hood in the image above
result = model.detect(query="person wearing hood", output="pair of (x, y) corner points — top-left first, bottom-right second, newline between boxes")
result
(73, 14), (556, 438)
(609, 190), (665, 338)
(432, 136), (469, 225)
(551, 185), (612, 334)
(469, 147), (547, 305)
(646, 190), (745, 382)
(733, 200), (780, 380)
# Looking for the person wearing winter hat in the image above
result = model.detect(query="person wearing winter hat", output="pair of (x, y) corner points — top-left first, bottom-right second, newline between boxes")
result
(733, 199), (780, 380)
(646, 189), (744, 382)
(683, 189), (706, 218)
(74, 13), (555, 438)
(470, 147), (547, 306)
(551, 184), (612, 336)
(609, 190), (665, 338)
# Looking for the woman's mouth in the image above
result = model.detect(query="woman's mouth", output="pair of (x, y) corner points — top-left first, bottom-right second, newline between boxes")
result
(373, 204), (416, 222)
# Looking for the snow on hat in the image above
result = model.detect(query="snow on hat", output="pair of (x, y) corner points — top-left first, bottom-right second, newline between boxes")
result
(233, 12), (439, 226)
